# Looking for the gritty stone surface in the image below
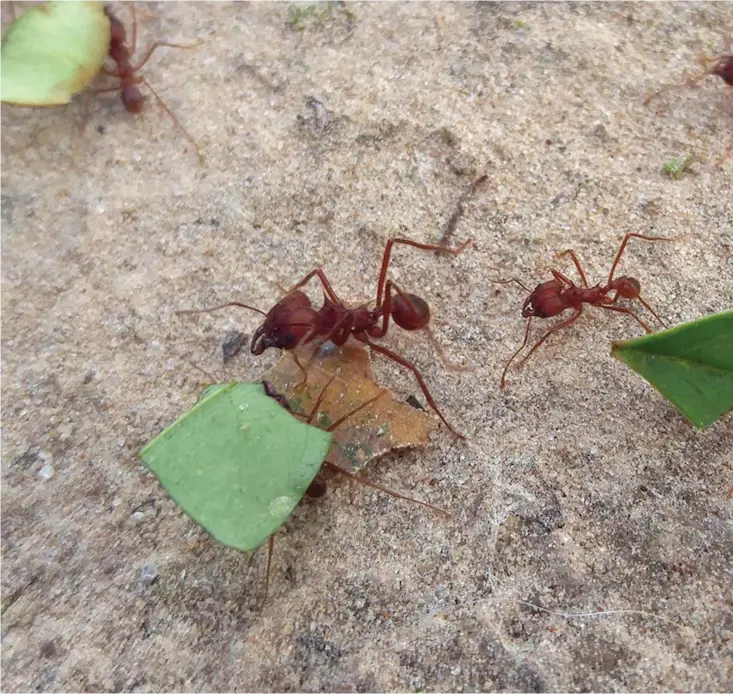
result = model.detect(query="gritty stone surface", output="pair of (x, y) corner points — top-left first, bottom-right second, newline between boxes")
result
(2, 3), (732, 692)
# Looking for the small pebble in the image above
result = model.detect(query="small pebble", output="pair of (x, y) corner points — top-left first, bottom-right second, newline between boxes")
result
(140, 563), (158, 585)
(39, 464), (55, 480)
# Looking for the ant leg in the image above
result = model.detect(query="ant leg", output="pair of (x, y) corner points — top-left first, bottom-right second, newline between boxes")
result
(299, 312), (355, 378)
(375, 237), (472, 309)
(607, 232), (680, 285)
(125, 1), (138, 58)
(137, 76), (203, 163)
(322, 460), (446, 515)
(292, 352), (309, 388)
(607, 291), (667, 328)
(517, 310), (583, 368)
(359, 336), (465, 439)
(263, 534), (274, 603)
(557, 249), (590, 287)
(598, 304), (654, 333)
(131, 39), (202, 74)
(176, 301), (267, 318)
(325, 389), (386, 431)
(500, 316), (533, 389)
(283, 269), (341, 304)
(303, 371), (339, 424)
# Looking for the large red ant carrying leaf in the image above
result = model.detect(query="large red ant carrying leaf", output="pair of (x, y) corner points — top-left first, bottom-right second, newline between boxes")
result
(262, 343), (438, 472)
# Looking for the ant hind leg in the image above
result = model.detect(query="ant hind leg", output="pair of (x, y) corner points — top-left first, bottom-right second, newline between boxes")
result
(360, 336), (465, 439)
(321, 460), (446, 515)
(516, 310), (583, 369)
(138, 76), (203, 163)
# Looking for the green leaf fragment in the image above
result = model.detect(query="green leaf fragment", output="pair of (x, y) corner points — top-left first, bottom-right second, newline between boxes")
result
(1, 1), (111, 106)
(140, 382), (332, 552)
(611, 311), (733, 429)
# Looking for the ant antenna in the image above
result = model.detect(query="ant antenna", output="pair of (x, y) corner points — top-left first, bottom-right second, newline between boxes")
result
(176, 301), (268, 317)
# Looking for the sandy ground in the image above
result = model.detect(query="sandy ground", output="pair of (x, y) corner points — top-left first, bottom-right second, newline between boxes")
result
(2, 2), (732, 691)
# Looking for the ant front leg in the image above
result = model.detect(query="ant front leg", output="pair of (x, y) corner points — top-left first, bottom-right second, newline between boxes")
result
(500, 316), (533, 389)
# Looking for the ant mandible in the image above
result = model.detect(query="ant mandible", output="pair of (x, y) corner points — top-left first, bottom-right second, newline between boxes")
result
(493, 232), (678, 389)
(84, 4), (202, 161)
(180, 236), (472, 438)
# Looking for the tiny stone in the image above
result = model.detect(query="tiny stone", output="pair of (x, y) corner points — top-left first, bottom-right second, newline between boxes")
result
(117, 438), (126, 448)
(39, 464), (55, 479)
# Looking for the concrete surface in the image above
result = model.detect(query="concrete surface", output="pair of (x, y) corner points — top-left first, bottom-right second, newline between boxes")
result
(2, 2), (732, 691)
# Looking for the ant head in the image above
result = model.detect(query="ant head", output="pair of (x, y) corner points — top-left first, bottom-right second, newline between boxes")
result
(250, 291), (317, 355)
(611, 275), (641, 299)
(121, 85), (144, 114)
(391, 293), (430, 331)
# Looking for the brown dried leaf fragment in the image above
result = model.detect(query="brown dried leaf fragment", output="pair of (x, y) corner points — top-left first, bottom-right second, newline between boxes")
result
(262, 343), (437, 472)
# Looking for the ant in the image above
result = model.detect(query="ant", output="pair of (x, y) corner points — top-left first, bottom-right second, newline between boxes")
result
(259, 377), (445, 601)
(179, 236), (472, 438)
(83, 4), (202, 161)
(493, 232), (678, 389)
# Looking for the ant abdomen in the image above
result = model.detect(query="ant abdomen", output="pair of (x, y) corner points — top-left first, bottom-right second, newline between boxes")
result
(392, 293), (430, 331)
(610, 276), (641, 299)
(121, 85), (144, 113)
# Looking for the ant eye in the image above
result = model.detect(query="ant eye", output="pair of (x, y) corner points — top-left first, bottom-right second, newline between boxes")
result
(285, 334), (294, 344)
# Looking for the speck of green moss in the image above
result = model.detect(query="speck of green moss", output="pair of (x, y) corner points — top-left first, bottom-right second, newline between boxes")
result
(663, 154), (693, 179)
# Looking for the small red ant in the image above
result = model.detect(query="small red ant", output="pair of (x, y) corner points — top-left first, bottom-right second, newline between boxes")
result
(493, 232), (678, 389)
(260, 377), (445, 601)
(84, 4), (202, 160)
(179, 237), (472, 438)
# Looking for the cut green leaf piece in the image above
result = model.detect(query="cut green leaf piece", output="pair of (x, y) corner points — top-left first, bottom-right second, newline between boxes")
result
(1, 1), (111, 106)
(611, 311), (733, 429)
(140, 382), (332, 552)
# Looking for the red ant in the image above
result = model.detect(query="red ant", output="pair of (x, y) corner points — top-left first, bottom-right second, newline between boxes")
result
(259, 377), (445, 601)
(493, 232), (678, 389)
(179, 237), (472, 438)
(83, 4), (202, 161)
